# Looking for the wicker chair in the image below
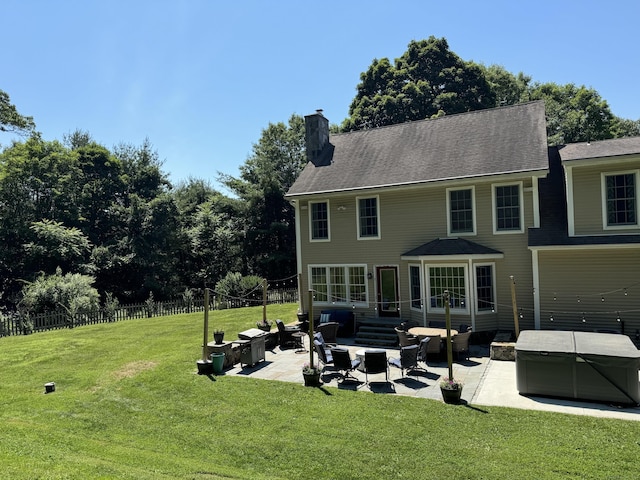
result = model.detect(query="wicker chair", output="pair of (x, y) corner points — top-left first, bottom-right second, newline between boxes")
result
(316, 322), (339, 346)
(364, 350), (389, 384)
(395, 327), (419, 347)
(418, 335), (442, 364)
(452, 331), (472, 361)
(276, 319), (300, 348)
(314, 340), (334, 371)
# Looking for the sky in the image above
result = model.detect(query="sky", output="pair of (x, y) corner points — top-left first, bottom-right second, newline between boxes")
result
(3, 0), (639, 191)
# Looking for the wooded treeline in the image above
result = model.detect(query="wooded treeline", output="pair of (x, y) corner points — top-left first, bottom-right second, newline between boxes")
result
(1, 36), (638, 315)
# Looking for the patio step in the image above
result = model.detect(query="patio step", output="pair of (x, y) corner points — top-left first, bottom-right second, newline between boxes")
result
(354, 325), (398, 347)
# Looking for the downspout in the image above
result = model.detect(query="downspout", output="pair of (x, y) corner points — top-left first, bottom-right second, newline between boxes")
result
(532, 249), (541, 329)
(468, 258), (475, 331)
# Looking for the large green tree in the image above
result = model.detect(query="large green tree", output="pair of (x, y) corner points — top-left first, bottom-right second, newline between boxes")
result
(342, 37), (496, 131)
(0, 89), (35, 136)
(220, 114), (306, 281)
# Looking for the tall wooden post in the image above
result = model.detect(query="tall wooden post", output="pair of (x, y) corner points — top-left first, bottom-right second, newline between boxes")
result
(262, 279), (268, 324)
(202, 288), (210, 361)
(297, 273), (304, 313)
(308, 289), (314, 368)
(510, 276), (520, 339)
(444, 290), (453, 380)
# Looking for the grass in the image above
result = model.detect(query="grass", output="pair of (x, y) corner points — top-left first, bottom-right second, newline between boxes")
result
(1, 303), (639, 479)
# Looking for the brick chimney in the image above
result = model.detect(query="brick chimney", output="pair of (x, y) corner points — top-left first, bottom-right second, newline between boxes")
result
(304, 109), (329, 163)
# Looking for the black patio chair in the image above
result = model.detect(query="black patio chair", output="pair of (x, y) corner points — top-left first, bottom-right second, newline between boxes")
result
(364, 350), (388, 384)
(276, 319), (300, 348)
(395, 327), (419, 347)
(331, 347), (361, 382)
(389, 344), (421, 378)
(314, 340), (333, 371)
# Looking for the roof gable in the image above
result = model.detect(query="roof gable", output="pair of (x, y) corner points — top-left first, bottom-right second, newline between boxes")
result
(287, 101), (549, 197)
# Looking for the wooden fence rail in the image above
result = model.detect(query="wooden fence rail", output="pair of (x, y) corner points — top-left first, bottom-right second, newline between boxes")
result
(0, 288), (299, 337)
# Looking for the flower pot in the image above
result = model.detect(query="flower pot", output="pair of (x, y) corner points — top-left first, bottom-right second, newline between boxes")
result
(196, 359), (214, 375)
(213, 332), (224, 344)
(440, 386), (463, 404)
(257, 324), (271, 332)
(303, 371), (321, 387)
(210, 352), (225, 374)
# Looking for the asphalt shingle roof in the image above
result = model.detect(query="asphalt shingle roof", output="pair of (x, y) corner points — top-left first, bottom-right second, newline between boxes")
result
(559, 137), (640, 162)
(287, 101), (549, 197)
(402, 237), (503, 257)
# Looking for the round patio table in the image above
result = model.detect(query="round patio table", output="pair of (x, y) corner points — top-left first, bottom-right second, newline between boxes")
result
(408, 327), (458, 339)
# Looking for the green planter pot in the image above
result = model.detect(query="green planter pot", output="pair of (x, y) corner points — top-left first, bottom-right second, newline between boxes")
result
(440, 386), (463, 404)
(210, 353), (225, 374)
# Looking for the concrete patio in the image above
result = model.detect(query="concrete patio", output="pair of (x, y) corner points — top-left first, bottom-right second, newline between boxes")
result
(223, 335), (640, 422)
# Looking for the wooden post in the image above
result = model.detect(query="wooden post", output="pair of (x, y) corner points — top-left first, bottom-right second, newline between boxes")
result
(262, 279), (267, 324)
(308, 289), (314, 368)
(510, 276), (520, 339)
(444, 290), (453, 381)
(297, 273), (304, 314)
(202, 288), (210, 361)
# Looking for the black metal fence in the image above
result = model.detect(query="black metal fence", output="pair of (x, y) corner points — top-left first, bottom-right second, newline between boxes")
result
(0, 288), (299, 337)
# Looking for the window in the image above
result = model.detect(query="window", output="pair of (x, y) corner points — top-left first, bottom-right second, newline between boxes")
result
(447, 187), (475, 235)
(494, 183), (523, 233)
(409, 265), (422, 309)
(475, 264), (495, 312)
(427, 265), (467, 312)
(309, 265), (367, 305)
(310, 201), (329, 240)
(357, 196), (380, 239)
(603, 172), (637, 228)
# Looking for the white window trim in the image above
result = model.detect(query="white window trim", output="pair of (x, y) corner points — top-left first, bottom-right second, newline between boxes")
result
(356, 195), (381, 240)
(309, 200), (331, 242)
(425, 263), (470, 315)
(446, 186), (476, 236)
(307, 264), (369, 307)
(474, 262), (497, 315)
(492, 181), (524, 234)
(408, 264), (423, 312)
(601, 170), (639, 231)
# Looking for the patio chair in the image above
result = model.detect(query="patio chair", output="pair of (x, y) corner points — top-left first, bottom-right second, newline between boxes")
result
(276, 319), (300, 348)
(395, 327), (419, 347)
(452, 331), (472, 361)
(458, 324), (470, 333)
(316, 322), (339, 346)
(364, 350), (388, 384)
(418, 335), (442, 364)
(331, 347), (361, 382)
(388, 344), (421, 378)
(314, 340), (333, 371)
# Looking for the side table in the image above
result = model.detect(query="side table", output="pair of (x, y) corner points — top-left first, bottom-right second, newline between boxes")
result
(292, 331), (307, 353)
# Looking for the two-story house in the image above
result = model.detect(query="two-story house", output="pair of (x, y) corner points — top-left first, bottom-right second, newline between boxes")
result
(285, 101), (640, 339)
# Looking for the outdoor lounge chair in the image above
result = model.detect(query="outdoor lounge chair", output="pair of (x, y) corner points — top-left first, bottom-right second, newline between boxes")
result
(395, 327), (419, 347)
(420, 334), (442, 363)
(388, 344), (421, 378)
(316, 322), (339, 346)
(331, 347), (360, 382)
(276, 319), (300, 348)
(364, 350), (388, 384)
(314, 340), (333, 371)
(452, 331), (471, 361)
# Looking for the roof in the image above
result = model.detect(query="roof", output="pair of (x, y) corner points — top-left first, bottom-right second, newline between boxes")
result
(401, 237), (503, 258)
(287, 101), (549, 197)
(559, 136), (640, 163)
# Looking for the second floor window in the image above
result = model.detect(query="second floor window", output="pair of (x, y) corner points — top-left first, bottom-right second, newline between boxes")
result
(495, 184), (522, 232)
(605, 172), (637, 227)
(358, 196), (379, 239)
(448, 187), (474, 235)
(310, 201), (329, 240)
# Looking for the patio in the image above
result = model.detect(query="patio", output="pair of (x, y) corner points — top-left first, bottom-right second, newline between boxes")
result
(222, 335), (640, 421)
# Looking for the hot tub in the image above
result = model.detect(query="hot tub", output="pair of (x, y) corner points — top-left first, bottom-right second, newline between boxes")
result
(516, 330), (640, 405)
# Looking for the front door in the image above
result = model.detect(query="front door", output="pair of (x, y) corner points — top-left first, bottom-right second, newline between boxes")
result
(377, 266), (399, 317)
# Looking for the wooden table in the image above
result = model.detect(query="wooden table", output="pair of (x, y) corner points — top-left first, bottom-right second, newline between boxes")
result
(408, 327), (458, 339)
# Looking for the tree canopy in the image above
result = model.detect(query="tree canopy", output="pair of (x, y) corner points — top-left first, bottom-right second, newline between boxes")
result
(0, 89), (35, 136)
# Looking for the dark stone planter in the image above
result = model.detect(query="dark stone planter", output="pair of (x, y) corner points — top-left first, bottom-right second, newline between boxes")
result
(196, 359), (214, 375)
(440, 386), (463, 404)
(213, 332), (224, 344)
(257, 323), (272, 332)
(303, 372), (321, 387)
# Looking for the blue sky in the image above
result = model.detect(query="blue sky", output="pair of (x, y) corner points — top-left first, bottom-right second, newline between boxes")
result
(3, 1), (639, 190)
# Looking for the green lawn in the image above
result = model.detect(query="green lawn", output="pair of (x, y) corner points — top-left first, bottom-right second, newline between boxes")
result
(1, 303), (638, 479)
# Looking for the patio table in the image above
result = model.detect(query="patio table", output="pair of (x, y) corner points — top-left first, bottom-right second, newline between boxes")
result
(408, 327), (458, 339)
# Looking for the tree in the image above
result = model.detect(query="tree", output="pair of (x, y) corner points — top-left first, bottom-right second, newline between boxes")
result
(342, 37), (495, 131)
(0, 89), (35, 136)
(481, 64), (531, 107)
(219, 114), (306, 280)
(529, 82), (617, 145)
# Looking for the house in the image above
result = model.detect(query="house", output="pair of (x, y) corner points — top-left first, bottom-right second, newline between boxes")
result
(285, 102), (640, 340)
